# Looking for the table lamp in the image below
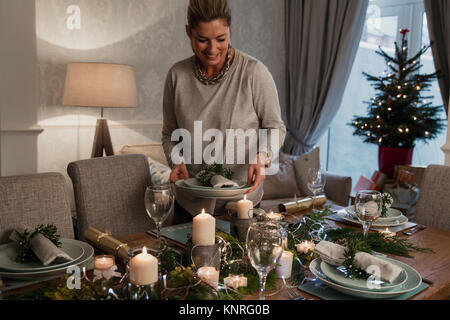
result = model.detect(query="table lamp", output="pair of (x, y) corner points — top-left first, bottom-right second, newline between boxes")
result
(63, 62), (138, 157)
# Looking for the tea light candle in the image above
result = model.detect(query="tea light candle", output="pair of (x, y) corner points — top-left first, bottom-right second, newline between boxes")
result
(266, 211), (283, 221)
(197, 266), (220, 289)
(192, 209), (216, 246)
(237, 195), (253, 219)
(224, 275), (248, 289)
(94, 255), (115, 270)
(129, 247), (158, 285)
(276, 250), (294, 279)
(296, 240), (315, 254)
(380, 228), (396, 238)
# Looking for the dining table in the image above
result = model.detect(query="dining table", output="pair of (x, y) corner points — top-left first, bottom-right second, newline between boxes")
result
(2, 207), (450, 300)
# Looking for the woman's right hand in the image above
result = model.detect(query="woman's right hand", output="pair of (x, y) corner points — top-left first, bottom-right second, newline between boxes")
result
(170, 163), (189, 183)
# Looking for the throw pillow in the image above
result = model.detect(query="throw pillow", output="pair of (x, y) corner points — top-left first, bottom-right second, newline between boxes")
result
(292, 147), (321, 196)
(262, 158), (301, 200)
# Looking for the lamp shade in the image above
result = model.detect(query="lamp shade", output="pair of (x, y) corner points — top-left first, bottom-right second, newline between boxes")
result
(63, 62), (138, 108)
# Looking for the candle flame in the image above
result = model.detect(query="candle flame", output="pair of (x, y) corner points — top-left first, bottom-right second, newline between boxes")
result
(201, 208), (205, 214)
(385, 228), (389, 232)
(244, 194), (247, 201)
(142, 246), (147, 254)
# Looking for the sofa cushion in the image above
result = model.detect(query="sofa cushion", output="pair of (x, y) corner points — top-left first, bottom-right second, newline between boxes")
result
(115, 143), (168, 166)
(291, 147), (321, 196)
(262, 158), (301, 200)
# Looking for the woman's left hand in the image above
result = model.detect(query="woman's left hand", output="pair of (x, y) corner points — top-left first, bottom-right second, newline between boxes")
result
(246, 153), (268, 194)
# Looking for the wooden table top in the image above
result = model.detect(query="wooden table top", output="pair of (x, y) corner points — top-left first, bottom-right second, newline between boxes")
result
(118, 212), (450, 300)
(3, 210), (450, 300)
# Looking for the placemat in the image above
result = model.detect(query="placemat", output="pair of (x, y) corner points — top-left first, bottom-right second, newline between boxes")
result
(299, 279), (428, 300)
(159, 219), (230, 245)
(1, 258), (94, 292)
(327, 212), (417, 233)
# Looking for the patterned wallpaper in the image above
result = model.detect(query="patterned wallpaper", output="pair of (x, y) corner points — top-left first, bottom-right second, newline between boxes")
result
(35, 0), (286, 175)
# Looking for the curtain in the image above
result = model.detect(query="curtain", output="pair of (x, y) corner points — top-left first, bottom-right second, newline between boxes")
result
(424, 0), (449, 116)
(283, 0), (369, 155)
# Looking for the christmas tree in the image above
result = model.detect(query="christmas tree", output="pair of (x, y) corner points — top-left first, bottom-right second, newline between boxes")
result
(349, 29), (445, 149)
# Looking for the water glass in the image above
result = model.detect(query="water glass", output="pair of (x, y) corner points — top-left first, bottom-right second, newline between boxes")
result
(355, 190), (382, 241)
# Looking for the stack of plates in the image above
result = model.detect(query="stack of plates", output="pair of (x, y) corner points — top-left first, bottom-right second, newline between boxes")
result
(309, 257), (422, 299)
(175, 178), (251, 199)
(339, 206), (408, 228)
(0, 239), (94, 280)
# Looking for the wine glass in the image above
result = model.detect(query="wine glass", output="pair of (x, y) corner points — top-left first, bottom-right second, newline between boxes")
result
(246, 221), (283, 300)
(306, 168), (326, 209)
(144, 184), (174, 253)
(355, 190), (382, 241)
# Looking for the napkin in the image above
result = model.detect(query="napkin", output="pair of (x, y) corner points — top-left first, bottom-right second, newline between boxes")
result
(314, 241), (403, 283)
(10, 228), (73, 266)
(210, 175), (239, 188)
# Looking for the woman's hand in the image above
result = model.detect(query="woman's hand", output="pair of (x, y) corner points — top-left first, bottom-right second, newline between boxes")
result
(246, 153), (268, 193)
(170, 163), (189, 183)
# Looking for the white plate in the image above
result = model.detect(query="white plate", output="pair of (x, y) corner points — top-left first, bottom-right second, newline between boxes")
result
(184, 178), (247, 190)
(0, 241), (85, 272)
(175, 180), (251, 199)
(337, 211), (408, 227)
(309, 257), (422, 299)
(320, 261), (408, 291)
(0, 239), (94, 280)
(345, 205), (403, 222)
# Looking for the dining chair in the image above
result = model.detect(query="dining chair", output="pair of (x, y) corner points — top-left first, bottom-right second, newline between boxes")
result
(415, 164), (450, 232)
(67, 154), (173, 240)
(0, 173), (74, 244)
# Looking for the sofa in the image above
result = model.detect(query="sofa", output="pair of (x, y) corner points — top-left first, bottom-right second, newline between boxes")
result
(116, 142), (352, 213)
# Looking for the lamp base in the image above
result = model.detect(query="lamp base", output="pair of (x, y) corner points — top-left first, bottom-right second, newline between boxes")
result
(92, 118), (114, 157)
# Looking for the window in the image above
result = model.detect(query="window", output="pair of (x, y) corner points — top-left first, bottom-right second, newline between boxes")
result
(319, 0), (447, 188)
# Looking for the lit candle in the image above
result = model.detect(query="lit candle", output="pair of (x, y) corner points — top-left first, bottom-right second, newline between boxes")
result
(237, 195), (253, 219)
(276, 250), (294, 279)
(192, 209), (216, 246)
(266, 211), (283, 221)
(94, 255), (115, 271)
(380, 228), (396, 238)
(224, 275), (248, 289)
(129, 247), (158, 285)
(296, 240), (315, 254)
(197, 266), (220, 289)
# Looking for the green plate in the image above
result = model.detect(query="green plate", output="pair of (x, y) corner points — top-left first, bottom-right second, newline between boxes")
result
(346, 205), (403, 222)
(320, 261), (408, 291)
(0, 240), (84, 272)
(175, 180), (251, 199)
(309, 257), (422, 299)
(0, 239), (94, 280)
(184, 178), (248, 190)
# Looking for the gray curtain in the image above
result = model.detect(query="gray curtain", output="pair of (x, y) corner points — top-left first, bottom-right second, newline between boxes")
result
(283, 0), (369, 155)
(424, 0), (449, 116)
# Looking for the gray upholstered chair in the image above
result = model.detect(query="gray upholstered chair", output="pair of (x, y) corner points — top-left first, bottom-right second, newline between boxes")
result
(0, 173), (74, 244)
(415, 164), (450, 232)
(68, 154), (173, 240)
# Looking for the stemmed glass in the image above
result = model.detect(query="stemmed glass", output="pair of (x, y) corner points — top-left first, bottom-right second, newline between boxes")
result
(246, 221), (283, 300)
(354, 190), (382, 241)
(144, 184), (174, 254)
(306, 168), (326, 209)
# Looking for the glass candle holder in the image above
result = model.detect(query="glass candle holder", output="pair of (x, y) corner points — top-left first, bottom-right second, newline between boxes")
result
(94, 255), (115, 271)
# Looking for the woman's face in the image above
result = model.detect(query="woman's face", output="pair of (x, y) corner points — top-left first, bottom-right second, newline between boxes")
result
(186, 19), (231, 71)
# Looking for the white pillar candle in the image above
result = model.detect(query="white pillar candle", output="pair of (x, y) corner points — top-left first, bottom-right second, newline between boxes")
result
(296, 240), (315, 254)
(129, 247), (158, 285)
(237, 195), (253, 219)
(94, 255), (115, 270)
(192, 209), (216, 246)
(197, 266), (220, 289)
(224, 275), (248, 289)
(276, 250), (294, 279)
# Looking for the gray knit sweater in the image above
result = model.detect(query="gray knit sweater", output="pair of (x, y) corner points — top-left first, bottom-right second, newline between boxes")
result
(162, 49), (286, 216)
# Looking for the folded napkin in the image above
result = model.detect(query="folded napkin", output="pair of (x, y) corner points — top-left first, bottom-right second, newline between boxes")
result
(210, 175), (239, 188)
(314, 240), (403, 284)
(10, 228), (73, 266)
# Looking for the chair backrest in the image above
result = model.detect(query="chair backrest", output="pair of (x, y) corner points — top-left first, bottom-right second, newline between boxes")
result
(0, 173), (74, 244)
(67, 154), (161, 239)
(415, 164), (450, 231)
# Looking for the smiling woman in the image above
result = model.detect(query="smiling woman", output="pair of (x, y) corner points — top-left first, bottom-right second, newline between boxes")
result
(161, 0), (286, 218)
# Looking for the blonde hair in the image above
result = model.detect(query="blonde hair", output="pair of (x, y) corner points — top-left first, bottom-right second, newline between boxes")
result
(187, 0), (231, 29)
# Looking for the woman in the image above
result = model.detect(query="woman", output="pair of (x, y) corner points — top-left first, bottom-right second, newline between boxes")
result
(162, 0), (286, 218)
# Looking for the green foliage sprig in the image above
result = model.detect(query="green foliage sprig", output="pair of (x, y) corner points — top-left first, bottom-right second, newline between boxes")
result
(197, 163), (234, 187)
(14, 224), (61, 263)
